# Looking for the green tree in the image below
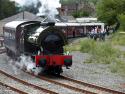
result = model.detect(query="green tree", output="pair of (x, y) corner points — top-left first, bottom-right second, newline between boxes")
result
(96, 0), (125, 31)
(60, 0), (88, 5)
(72, 10), (90, 18)
(0, 0), (17, 20)
(118, 14), (125, 31)
(89, 0), (99, 4)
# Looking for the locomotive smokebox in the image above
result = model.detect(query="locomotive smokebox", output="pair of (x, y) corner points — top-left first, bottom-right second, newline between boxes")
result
(27, 26), (67, 46)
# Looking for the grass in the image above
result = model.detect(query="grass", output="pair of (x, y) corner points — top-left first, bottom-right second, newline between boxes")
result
(80, 39), (120, 64)
(80, 39), (96, 53)
(64, 38), (82, 52)
(65, 32), (125, 76)
(110, 60), (125, 76)
(111, 32), (125, 45)
(64, 43), (81, 52)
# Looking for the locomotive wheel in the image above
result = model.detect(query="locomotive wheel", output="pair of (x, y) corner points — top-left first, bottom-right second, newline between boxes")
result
(54, 66), (62, 76)
(45, 66), (62, 75)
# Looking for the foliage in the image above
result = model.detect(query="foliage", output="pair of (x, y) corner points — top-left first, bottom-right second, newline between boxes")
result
(111, 32), (125, 45)
(65, 33), (125, 75)
(96, 0), (125, 30)
(0, 0), (17, 20)
(96, 0), (117, 25)
(81, 38), (125, 75)
(72, 10), (90, 18)
(64, 39), (81, 51)
(89, 0), (99, 4)
(60, 0), (75, 4)
(61, 0), (99, 5)
(61, 0), (86, 4)
(118, 14), (125, 31)
(80, 39), (120, 64)
(72, 12), (79, 18)
(65, 38), (120, 64)
(80, 39), (95, 53)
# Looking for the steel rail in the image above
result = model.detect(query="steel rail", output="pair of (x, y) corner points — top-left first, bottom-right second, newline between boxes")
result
(60, 75), (125, 94)
(0, 81), (28, 94)
(0, 70), (58, 94)
(26, 72), (97, 94)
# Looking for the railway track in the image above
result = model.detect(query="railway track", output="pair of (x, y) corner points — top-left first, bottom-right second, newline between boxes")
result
(60, 75), (125, 94)
(26, 71), (125, 94)
(0, 48), (125, 94)
(37, 75), (96, 94)
(0, 70), (58, 94)
(0, 81), (28, 94)
(25, 72), (98, 94)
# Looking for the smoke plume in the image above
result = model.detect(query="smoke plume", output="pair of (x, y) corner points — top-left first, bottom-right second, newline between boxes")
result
(10, 0), (61, 21)
(37, 0), (61, 21)
(9, 55), (42, 75)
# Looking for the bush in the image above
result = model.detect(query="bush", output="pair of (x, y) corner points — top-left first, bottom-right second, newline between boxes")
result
(93, 42), (119, 64)
(65, 37), (125, 75)
(80, 39), (96, 53)
(64, 39), (82, 52)
(64, 44), (81, 52)
(79, 11), (90, 17)
(80, 39), (120, 64)
(118, 14), (125, 31)
(72, 10), (90, 18)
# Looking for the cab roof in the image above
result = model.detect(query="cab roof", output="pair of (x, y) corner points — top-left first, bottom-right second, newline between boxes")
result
(4, 21), (26, 29)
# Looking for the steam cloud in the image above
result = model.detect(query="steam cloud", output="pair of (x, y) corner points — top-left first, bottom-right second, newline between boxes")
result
(37, 0), (61, 21)
(9, 55), (42, 75)
(10, 0), (61, 21)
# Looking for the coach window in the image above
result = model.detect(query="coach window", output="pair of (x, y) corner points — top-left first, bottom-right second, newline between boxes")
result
(4, 29), (10, 38)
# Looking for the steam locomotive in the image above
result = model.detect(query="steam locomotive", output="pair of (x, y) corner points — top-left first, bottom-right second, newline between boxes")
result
(3, 21), (72, 75)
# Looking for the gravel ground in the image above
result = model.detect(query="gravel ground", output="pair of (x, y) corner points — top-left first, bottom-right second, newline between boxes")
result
(0, 49), (125, 93)
(63, 51), (125, 93)
(0, 85), (19, 94)
(0, 73), (46, 94)
(0, 53), (82, 94)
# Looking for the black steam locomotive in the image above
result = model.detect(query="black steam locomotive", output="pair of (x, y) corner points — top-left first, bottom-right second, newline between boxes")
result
(3, 21), (72, 75)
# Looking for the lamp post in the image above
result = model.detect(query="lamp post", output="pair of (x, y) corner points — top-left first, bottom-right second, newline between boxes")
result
(19, 4), (25, 20)
(22, 6), (25, 19)
(75, 2), (78, 17)
(0, 0), (3, 19)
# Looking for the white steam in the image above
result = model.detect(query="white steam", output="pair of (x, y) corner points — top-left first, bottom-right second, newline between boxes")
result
(9, 55), (42, 75)
(10, 0), (61, 21)
(37, 0), (61, 21)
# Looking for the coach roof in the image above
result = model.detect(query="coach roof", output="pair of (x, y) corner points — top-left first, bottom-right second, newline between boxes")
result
(4, 21), (26, 29)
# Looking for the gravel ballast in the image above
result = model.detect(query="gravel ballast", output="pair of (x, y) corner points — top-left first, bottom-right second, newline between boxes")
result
(0, 51), (125, 93)
(0, 53), (82, 94)
(63, 51), (125, 93)
(0, 85), (19, 94)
